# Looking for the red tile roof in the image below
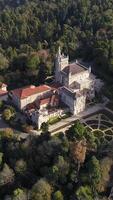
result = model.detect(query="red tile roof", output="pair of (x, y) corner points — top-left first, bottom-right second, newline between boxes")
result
(11, 85), (51, 99)
(39, 94), (59, 107)
(50, 82), (62, 90)
(26, 102), (36, 110)
(40, 98), (50, 105)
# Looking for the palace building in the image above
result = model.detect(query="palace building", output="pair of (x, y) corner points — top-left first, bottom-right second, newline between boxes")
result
(55, 47), (95, 115)
(9, 47), (96, 129)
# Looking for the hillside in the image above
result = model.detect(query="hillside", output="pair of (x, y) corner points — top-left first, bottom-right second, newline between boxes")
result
(0, 0), (113, 89)
(0, 1), (113, 200)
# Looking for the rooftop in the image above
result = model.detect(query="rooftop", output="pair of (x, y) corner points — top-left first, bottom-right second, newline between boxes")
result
(63, 62), (86, 75)
(11, 85), (51, 99)
(62, 87), (76, 99)
(40, 97), (50, 105)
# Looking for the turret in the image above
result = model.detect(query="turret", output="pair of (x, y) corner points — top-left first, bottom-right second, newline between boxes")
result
(55, 47), (69, 83)
(56, 46), (69, 71)
(58, 46), (61, 57)
(88, 66), (91, 74)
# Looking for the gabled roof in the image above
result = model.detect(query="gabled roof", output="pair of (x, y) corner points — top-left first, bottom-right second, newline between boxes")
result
(62, 87), (76, 99)
(39, 94), (59, 106)
(11, 85), (51, 99)
(40, 97), (50, 105)
(63, 62), (86, 75)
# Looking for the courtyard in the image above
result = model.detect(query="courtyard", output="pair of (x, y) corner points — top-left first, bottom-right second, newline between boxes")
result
(81, 110), (113, 142)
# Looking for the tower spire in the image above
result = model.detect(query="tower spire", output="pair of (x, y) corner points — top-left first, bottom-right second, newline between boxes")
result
(58, 46), (61, 56)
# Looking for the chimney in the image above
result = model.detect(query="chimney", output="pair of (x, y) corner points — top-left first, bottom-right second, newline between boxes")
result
(89, 66), (91, 73)
(76, 59), (78, 64)
(30, 85), (35, 89)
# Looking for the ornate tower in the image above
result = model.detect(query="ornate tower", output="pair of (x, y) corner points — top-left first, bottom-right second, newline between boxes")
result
(55, 46), (69, 83)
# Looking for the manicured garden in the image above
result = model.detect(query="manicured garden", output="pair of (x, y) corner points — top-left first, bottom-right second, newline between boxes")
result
(82, 111), (113, 142)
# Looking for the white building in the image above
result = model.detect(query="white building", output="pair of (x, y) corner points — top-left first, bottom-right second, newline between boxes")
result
(9, 47), (96, 129)
(55, 47), (95, 115)
(9, 84), (60, 129)
(9, 85), (52, 110)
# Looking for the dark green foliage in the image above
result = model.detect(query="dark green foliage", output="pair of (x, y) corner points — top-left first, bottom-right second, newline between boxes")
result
(76, 185), (93, 200)
(0, 0), (113, 199)
(0, 121), (111, 199)
(53, 190), (64, 200)
(30, 178), (52, 200)
(0, 0), (113, 87)
(41, 122), (49, 133)
(12, 188), (27, 200)
(86, 156), (101, 190)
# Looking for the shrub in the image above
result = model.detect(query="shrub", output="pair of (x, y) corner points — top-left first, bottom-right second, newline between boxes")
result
(22, 124), (33, 133)
(1, 128), (14, 139)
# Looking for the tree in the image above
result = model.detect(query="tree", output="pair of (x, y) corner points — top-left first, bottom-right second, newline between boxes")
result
(2, 108), (11, 121)
(38, 62), (48, 84)
(87, 156), (101, 191)
(66, 121), (86, 141)
(76, 186), (93, 200)
(53, 191), (64, 200)
(2, 107), (15, 121)
(0, 163), (15, 186)
(0, 152), (3, 168)
(15, 159), (27, 175)
(12, 53), (27, 71)
(12, 188), (27, 200)
(52, 156), (69, 184)
(70, 139), (87, 167)
(41, 122), (49, 133)
(98, 157), (113, 193)
(0, 53), (9, 71)
(30, 178), (52, 200)
(27, 54), (40, 70)
(1, 128), (14, 139)
(109, 58), (113, 73)
(0, 100), (4, 110)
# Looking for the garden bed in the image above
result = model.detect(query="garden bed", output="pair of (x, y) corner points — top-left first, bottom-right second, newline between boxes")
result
(48, 116), (61, 125)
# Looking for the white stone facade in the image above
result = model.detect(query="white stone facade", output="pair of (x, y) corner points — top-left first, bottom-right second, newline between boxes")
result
(27, 108), (67, 129)
(9, 85), (51, 110)
(55, 47), (96, 115)
(9, 47), (97, 129)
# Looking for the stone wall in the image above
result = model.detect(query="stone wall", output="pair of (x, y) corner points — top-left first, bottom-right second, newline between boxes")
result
(68, 70), (90, 86)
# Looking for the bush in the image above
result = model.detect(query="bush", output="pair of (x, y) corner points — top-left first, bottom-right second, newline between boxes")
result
(0, 100), (4, 110)
(1, 128), (14, 139)
(30, 178), (52, 200)
(48, 116), (61, 125)
(22, 124), (33, 133)
(2, 106), (16, 121)
(15, 159), (27, 175)
(53, 190), (64, 200)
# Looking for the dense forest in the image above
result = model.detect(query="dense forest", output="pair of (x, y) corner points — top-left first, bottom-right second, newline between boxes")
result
(1, 1), (113, 199)
(0, 0), (113, 89)
(0, 121), (113, 200)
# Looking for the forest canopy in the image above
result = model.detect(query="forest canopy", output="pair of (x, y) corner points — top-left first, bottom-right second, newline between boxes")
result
(0, 0), (113, 89)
